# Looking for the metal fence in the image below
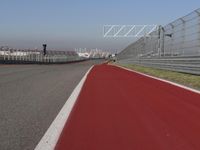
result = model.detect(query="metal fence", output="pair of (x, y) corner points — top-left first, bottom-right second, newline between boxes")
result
(0, 47), (85, 64)
(117, 8), (200, 75)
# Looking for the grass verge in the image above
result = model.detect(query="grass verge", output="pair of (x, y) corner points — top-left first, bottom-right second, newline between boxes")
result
(115, 63), (200, 91)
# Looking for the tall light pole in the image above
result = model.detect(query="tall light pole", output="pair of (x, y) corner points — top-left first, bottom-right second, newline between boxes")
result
(43, 44), (47, 56)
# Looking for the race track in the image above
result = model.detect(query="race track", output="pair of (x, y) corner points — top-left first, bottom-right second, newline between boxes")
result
(0, 60), (102, 150)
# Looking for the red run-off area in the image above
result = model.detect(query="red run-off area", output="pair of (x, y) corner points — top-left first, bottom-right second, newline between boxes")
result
(55, 64), (200, 150)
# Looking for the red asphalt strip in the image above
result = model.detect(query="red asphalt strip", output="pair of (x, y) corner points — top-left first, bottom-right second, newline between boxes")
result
(55, 64), (200, 150)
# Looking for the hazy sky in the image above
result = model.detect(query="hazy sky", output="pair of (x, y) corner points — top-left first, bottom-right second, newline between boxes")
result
(0, 0), (200, 52)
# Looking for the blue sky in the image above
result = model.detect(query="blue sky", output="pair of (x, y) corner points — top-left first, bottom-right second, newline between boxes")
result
(0, 0), (200, 52)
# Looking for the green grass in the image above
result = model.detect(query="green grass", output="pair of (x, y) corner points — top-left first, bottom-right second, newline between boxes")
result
(115, 63), (200, 91)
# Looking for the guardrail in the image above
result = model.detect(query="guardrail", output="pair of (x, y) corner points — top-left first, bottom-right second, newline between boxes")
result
(118, 56), (200, 75)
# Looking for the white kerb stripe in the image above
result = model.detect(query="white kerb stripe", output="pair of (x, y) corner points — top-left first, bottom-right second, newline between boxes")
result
(114, 65), (200, 94)
(35, 66), (93, 150)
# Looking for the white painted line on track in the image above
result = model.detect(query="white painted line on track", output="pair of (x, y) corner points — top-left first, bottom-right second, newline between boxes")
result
(34, 66), (93, 150)
(114, 65), (200, 94)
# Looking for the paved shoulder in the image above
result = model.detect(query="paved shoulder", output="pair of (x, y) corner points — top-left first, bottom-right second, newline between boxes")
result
(56, 64), (200, 150)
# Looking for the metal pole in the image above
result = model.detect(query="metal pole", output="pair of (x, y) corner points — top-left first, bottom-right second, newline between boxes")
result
(161, 27), (165, 56)
(158, 25), (161, 57)
(3, 48), (6, 61)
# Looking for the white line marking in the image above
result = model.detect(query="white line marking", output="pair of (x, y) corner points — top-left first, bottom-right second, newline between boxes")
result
(135, 25), (147, 37)
(103, 25), (115, 37)
(147, 25), (158, 35)
(124, 25), (135, 37)
(113, 25), (125, 37)
(34, 66), (93, 150)
(114, 65), (200, 94)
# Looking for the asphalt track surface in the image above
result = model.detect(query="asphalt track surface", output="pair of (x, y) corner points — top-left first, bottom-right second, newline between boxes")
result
(0, 60), (102, 150)
(56, 64), (200, 150)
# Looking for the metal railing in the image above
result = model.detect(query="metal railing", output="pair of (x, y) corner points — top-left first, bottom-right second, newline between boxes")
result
(117, 8), (200, 75)
(0, 47), (85, 64)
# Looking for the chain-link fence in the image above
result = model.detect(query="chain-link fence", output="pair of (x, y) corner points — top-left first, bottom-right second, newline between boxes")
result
(117, 8), (200, 75)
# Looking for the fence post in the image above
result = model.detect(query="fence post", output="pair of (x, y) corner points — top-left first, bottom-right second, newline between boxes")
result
(160, 27), (165, 56)
(158, 25), (162, 57)
(169, 23), (174, 56)
(195, 10), (200, 55)
(179, 18), (186, 56)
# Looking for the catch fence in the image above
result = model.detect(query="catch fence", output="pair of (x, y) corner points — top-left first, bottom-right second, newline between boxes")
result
(117, 8), (200, 75)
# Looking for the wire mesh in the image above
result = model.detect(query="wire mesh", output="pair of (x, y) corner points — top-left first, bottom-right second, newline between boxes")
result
(118, 8), (200, 60)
